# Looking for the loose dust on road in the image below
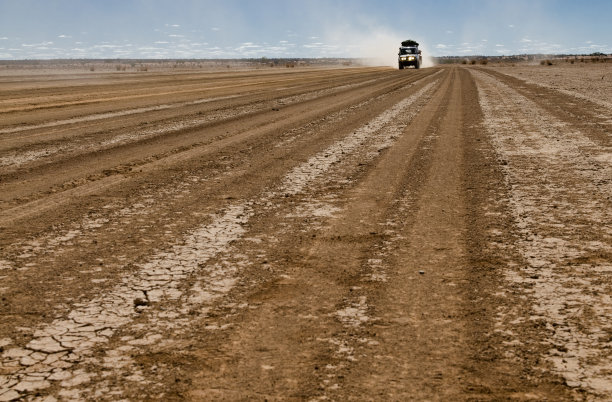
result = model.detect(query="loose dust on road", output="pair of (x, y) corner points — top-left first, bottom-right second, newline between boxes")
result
(0, 63), (610, 401)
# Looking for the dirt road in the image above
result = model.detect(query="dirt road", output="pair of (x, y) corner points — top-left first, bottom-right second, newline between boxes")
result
(0, 65), (610, 400)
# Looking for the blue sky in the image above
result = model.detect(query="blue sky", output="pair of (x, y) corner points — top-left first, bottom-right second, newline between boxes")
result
(0, 0), (610, 60)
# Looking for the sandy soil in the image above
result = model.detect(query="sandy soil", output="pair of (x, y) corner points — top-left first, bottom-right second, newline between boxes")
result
(0, 64), (610, 400)
(491, 62), (612, 108)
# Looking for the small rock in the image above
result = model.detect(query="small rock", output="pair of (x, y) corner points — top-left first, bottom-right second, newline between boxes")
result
(133, 298), (149, 307)
(419, 270), (425, 275)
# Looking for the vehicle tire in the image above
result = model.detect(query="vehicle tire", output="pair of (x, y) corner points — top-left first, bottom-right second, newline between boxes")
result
(398, 63), (404, 70)
(415, 61), (420, 69)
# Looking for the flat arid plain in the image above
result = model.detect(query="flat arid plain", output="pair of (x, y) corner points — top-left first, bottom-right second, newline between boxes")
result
(0, 61), (610, 400)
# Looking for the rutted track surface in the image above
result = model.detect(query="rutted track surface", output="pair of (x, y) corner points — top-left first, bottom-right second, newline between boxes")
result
(0, 66), (609, 400)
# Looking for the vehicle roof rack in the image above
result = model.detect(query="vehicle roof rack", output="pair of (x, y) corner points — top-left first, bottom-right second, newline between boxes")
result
(401, 40), (419, 47)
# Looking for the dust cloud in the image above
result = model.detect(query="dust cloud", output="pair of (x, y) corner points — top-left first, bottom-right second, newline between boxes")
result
(325, 26), (435, 69)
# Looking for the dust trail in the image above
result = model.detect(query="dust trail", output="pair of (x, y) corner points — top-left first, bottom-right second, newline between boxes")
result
(323, 25), (435, 68)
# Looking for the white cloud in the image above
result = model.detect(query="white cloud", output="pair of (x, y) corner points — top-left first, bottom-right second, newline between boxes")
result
(520, 38), (532, 43)
(495, 44), (505, 47)
(303, 42), (338, 52)
(171, 24), (180, 27)
(508, 24), (515, 28)
(58, 34), (71, 38)
(154, 41), (169, 44)
(0, 37), (8, 40)
(169, 34), (184, 38)
(436, 44), (448, 49)
(93, 44), (121, 49)
(446, 30), (453, 34)
(22, 41), (54, 47)
(211, 27), (220, 31)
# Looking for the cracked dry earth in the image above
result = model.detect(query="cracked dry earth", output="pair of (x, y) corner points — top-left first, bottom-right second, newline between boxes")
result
(0, 64), (610, 401)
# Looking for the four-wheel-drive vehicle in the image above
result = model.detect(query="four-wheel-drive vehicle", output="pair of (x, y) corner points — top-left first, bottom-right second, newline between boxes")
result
(398, 39), (422, 69)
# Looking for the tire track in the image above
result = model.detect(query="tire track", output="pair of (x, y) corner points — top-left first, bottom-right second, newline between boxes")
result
(0, 71), (436, 223)
(0, 70), (388, 139)
(0, 69), (381, 115)
(0, 72), (389, 165)
(0, 78), (378, 169)
(0, 71), (439, 275)
(473, 68), (612, 398)
(0, 71), (441, 343)
(313, 67), (485, 400)
(478, 68), (611, 147)
(0, 79), (440, 400)
(0, 94), (240, 136)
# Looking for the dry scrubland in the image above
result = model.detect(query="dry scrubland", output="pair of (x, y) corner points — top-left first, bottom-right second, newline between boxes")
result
(0, 58), (355, 76)
(0, 61), (610, 400)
